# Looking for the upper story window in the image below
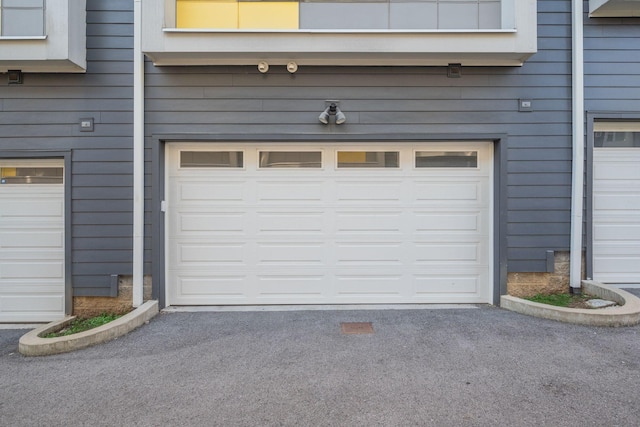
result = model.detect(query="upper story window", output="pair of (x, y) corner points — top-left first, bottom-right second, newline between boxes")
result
(0, 0), (86, 73)
(142, 0), (537, 67)
(176, 0), (502, 31)
(0, 0), (45, 37)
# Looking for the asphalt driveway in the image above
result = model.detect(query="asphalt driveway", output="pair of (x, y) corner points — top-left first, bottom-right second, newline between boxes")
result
(1, 302), (639, 427)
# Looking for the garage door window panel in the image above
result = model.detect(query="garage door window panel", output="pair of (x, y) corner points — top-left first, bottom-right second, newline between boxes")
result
(1, 167), (63, 184)
(337, 151), (399, 168)
(415, 151), (478, 168)
(259, 151), (322, 168)
(180, 151), (244, 168)
(594, 132), (640, 148)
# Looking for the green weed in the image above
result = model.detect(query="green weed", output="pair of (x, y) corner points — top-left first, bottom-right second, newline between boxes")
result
(43, 313), (122, 338)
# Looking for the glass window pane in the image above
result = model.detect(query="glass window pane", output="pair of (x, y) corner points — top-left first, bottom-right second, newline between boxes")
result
(337, 151), (399, 168)
(180, 151), (244, 168)
(1, 167), (63, 184)
(259, 151), (321, 168)
(415, 151), (478, 168)
(594, 132), (640, 148)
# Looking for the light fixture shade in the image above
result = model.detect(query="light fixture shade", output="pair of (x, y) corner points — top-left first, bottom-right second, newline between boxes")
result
(335, 108), (346, 125)
(318, 106), (331, 124)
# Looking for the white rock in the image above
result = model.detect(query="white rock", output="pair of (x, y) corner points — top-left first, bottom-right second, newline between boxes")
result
(586, 299), (617, 309)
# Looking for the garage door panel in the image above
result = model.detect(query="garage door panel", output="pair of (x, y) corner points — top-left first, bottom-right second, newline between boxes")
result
(336, 211), (403, 233)
(258, 181), (324, 202)
(0, 167), (65, 321)
(594, 162), (640, 181)
(0, 249), (64, 261)
(414, 182), (479, 202)
(336, 243), (403, 265)
(178, 243), (245, 264)
(167, 143), (492, 305)
(336, 181), (403, 202)
(414, 212), (479, 232)
(0, 262), (64, 279)
(594, 224), (640, 241)
(256, 275), (325, 298)
(335, 275), (405, 296)
(0, 295), (64, 312)
(257, 212), (325, 234)
(257, 242), (325, 265)
(594, 244), (640, 256)
(178, 276), (247, 298)
(414, 275), (480, 294)
(594, 257), (640, 273)
(0, 199), (63, 217)
(179, 182), (245, 202)
(593, 146), (640, 283)
(593, 193), (640, 210)
(413, 243), (478, 262)
(0, 230), (63, 248)
(179, 212), (245, 233)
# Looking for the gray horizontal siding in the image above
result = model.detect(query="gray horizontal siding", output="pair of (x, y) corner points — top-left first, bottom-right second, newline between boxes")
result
(0, 0), (134, 297)
(585, 16), (640, 112)
(143, 0), (574, 273)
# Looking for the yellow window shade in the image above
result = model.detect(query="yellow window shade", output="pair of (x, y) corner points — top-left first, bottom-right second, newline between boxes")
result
(337, 152), (367, 163)
(238, 2), (299, 30)
(1, 168), (17, 178)
(177, 0), (239, 29)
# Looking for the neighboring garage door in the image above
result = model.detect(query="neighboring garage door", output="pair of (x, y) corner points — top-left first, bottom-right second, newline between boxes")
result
(167, 142), (492, 305)
(0, 160), (65, 322)
(593, 122), (640, 284)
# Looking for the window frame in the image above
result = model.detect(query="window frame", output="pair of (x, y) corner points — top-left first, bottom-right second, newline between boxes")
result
(142, 0), (537, 67)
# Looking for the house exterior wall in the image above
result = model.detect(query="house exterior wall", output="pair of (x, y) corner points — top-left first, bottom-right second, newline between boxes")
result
(145, 0), (573, 301)
(0, 0), (134, 305)
(8, 1), (635, 309)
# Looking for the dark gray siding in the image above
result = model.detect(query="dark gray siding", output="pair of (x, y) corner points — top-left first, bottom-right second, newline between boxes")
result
(584, 15), (640, 112)
(144, 0), (574, 273)
(0, 0), (133, 296)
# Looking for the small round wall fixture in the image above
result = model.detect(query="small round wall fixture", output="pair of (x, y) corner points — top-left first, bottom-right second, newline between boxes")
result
(257, 61), (269, 73)
(287, 62), (298, 74)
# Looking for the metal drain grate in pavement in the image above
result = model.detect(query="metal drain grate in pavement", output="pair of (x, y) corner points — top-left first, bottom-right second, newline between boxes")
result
(340, 322), (374, 334)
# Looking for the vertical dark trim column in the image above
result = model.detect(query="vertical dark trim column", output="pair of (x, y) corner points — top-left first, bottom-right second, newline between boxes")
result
(63, 152), (73, 314)
(494, 137), (509, 305)
(585, 113), (595, 280)
(151, 139), (166, 307)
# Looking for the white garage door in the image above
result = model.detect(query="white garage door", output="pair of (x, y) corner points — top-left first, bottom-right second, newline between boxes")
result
(0, 160), (65, 322)
(593, 122), (640, 283)
(167, 142), (492, 305)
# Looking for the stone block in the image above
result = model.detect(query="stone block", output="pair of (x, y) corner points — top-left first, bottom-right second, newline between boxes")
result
(73, 274), (154, 317)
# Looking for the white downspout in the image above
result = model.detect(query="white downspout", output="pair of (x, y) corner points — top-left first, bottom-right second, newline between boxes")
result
(132, 0), (144, 307)
(570, 0), (585, 291)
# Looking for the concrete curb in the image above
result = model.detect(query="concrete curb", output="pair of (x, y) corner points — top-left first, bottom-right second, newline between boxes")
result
(18, 300), (159, 356)
(501, 281), (640, 327)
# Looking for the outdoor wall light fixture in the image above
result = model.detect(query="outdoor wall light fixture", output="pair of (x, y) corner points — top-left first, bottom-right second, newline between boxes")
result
(447, 63), (462, 78)
(319, 102), (346, 125)
(286, 61), (298, 74)
(8, 70), (23, 85)
(257, 61), (269, 73)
